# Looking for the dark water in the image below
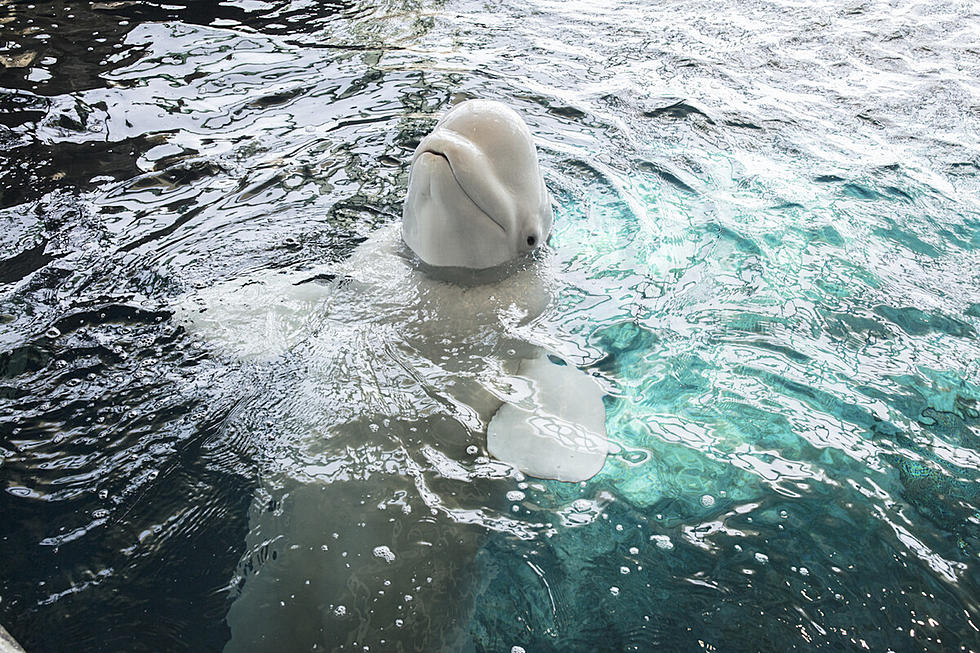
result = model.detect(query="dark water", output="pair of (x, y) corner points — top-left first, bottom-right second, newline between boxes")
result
(2, 0), (980, 651)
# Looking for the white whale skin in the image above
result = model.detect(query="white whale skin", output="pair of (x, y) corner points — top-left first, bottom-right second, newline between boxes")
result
(402, 99), (554, 269)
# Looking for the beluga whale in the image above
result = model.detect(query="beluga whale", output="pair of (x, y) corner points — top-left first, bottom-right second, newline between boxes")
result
(171, 99), (609, 651)
(403, 99), (553, 270)
(178, 98), (608, 483)
(401, 99), (607, 482)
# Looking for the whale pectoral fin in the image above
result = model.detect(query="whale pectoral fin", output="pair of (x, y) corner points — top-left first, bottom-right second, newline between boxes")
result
(487, 353), (608, 482)
(173, 268), (333, 361)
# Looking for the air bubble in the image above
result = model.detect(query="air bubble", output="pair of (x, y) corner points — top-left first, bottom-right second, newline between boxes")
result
(650, 535), (673, 550)
(572, 499), (591, 512)
(372, 546), (395, 563)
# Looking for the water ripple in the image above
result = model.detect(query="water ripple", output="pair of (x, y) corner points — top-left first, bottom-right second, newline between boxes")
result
(2, 0), (980, 650)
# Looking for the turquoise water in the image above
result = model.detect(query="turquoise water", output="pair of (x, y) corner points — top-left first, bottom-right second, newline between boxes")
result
(1, 0), (979, 650)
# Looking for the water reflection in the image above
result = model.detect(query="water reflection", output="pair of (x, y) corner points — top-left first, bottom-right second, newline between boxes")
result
(1, 0), (979, 650)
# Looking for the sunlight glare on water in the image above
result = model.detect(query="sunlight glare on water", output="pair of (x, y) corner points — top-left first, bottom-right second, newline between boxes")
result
(1, 0), (979, 651)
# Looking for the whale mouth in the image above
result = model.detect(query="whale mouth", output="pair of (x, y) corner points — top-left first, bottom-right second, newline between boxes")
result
(417, 148), (508, 235)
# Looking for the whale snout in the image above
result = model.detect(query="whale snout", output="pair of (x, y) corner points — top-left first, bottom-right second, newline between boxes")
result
(402, 100), (554, 270)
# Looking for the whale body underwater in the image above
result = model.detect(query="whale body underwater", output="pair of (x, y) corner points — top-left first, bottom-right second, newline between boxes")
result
(178, 99), (609, 483)
(173, 100), (610, 650)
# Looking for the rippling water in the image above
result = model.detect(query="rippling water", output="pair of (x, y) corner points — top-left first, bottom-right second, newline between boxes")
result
(2, 0), (980, 650)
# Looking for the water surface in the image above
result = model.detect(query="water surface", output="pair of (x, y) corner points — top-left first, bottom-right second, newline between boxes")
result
(2, 0), (979, 651)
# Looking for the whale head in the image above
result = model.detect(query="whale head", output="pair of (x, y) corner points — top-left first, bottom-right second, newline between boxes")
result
(402, 100), (554, 269)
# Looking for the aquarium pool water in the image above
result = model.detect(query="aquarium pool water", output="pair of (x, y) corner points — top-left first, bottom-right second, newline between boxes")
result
(1, 0), (979, 650)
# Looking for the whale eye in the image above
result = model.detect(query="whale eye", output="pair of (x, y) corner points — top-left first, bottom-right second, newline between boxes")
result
(526, 235), (537, 247)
